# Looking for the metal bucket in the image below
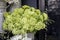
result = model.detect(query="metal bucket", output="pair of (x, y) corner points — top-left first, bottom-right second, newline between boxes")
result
(10, 33), (34, 40)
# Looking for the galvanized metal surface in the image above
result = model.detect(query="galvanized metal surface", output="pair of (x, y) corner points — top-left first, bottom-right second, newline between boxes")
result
(39, 0), (45, 11)
(9, 0), (21, 12)
(10, 33), (34, 40)
(0, 1), (6, 33)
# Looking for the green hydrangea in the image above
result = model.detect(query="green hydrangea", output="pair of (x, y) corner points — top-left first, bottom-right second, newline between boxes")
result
(3, 5), (49, 35)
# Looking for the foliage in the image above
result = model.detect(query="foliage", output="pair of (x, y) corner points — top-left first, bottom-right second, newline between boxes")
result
(3, 5), (49, 35)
